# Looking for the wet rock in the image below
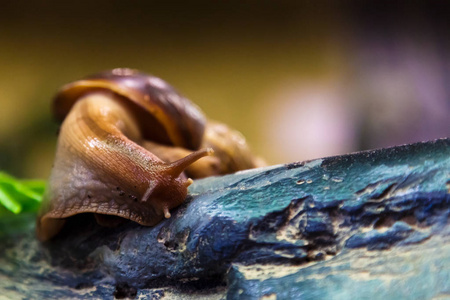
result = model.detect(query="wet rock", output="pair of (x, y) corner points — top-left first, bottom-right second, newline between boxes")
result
(1, 138), (449, 299)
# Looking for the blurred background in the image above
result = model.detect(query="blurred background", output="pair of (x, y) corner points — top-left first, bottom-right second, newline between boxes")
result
(0, 1), (449, 179)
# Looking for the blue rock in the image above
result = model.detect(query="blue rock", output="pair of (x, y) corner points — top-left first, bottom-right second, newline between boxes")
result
(0, 138), (449, 299)
(345, 221), (415, 250)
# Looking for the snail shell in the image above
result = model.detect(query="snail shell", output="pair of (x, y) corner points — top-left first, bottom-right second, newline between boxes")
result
(37, 68), (262, 241)
(53, 68), (206, 150)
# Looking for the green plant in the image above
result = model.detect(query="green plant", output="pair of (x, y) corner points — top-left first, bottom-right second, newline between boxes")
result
(0, 171), (45, 216)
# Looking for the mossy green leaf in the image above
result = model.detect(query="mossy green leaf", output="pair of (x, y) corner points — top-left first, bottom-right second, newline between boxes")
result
(0, 171), (46, 215)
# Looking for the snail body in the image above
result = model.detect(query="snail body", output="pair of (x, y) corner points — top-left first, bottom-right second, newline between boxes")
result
(37, 68), (262, 241)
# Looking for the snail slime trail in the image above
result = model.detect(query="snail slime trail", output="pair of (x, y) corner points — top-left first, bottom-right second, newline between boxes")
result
(37, 68), (263, 241)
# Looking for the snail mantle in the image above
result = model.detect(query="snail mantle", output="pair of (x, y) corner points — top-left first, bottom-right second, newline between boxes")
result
(1, 138), (449, 299)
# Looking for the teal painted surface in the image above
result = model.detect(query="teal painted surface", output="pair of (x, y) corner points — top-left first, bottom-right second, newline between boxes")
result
(228, 232), (450, 299)
(0, 139), (449, 299)
(188, 138), (449, 221)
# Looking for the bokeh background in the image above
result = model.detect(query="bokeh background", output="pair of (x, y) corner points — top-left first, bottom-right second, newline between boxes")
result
(0, 2), (449, 179)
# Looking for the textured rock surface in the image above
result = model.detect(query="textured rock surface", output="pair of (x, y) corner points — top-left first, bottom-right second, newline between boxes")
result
(0, 138), (449, 299)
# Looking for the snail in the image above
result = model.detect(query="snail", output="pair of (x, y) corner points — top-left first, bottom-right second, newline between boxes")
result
(37, 68), (262, 241)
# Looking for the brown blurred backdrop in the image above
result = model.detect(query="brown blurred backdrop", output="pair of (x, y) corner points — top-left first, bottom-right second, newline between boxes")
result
(0, 1), (449, 179)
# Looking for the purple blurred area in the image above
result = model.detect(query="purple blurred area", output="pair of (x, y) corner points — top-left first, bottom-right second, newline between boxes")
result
(0, 2), (448, 178)
(348, 3), (450, 149)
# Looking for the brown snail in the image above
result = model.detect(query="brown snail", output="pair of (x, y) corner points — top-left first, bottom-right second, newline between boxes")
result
(37, 68), (262, 241)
